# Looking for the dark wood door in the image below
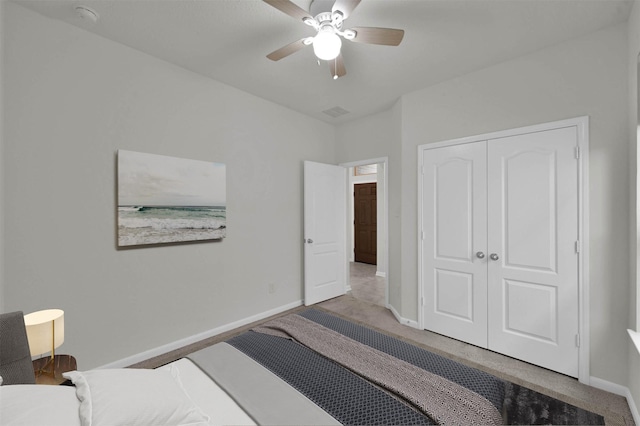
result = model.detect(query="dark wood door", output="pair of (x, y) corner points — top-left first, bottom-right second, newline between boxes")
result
(354, 183), (377, 264)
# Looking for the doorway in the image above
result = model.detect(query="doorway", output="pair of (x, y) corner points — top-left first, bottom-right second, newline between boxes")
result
(341, 158), (389, 307)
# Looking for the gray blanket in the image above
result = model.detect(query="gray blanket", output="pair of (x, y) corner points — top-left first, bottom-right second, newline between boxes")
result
(254, 314), (504, 426)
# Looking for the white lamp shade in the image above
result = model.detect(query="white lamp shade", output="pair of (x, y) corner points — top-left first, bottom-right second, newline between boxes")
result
(313, 31), (342, 61)
(24, 309), (64, 356)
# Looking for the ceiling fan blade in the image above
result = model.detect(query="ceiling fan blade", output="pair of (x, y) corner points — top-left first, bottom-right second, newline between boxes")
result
(263, 0), (313, 21)
(329, 54), (346, 79)
(332, 0), (361, 19)
(349, 27), (405, 46)
(267, 38), (308, 61)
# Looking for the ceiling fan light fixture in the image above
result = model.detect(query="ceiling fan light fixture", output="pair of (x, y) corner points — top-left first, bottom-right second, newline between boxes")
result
(263, 0), (404, 78)
(313, 30), (342, 61)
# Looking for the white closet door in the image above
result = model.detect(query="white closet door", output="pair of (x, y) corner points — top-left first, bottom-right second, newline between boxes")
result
(422, 142), (488, 347)
(486, 127), (579, 377)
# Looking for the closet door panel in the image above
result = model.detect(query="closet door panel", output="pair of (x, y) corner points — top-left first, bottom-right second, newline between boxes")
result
(501, 149), (557, 271)
(487, 127), (579, 378)
(422, 142), (488, 348)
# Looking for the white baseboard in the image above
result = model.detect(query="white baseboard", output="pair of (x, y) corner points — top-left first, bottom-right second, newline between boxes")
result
(98, 300), (303, 369)
(388, 304), (419, 329)
(376, 271), (387, 278)
(589, 376), (628, 396)
(590, 376), (640, 425)
(629, 329), (640, 354)
(628, 389), (640, 426)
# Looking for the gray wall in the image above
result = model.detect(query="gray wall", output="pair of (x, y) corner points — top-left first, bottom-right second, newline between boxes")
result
(337, 24), (630, 386)
(2, 3), (335, 369)
(0, 0), (5, 313)
(628, 0), (640, 412)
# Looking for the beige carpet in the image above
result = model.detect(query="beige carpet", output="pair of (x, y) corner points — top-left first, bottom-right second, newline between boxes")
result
(131, 294), (634, 425)
(348, 261), (386, 306)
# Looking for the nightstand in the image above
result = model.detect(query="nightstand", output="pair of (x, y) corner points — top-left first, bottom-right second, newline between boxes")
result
(33, 354), (77, 385)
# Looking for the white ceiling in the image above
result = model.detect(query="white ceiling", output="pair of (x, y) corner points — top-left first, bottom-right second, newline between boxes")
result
(12, 0), (634, 124)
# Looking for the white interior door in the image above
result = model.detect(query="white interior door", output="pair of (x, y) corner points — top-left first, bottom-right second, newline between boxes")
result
(421, 142), (488, 347)
(487, 127), (579, 377)
(304, 161), (347, 306)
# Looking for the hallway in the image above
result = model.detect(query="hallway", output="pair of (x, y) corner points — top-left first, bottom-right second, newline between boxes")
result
(348, 262), (385, 306)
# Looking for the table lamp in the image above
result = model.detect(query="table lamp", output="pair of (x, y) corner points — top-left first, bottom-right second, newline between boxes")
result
(24, 309), (64, 376)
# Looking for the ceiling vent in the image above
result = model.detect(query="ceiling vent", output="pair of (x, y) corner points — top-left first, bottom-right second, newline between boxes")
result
(322, 106), (350, 118)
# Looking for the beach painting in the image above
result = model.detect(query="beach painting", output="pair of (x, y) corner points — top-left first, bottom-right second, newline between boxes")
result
(117, 150), (226, 247)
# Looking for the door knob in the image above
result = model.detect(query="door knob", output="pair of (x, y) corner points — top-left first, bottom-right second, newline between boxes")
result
(490, 253), (499, 261)
(476, 251), (485, 259)
(307, 239), (314, 244)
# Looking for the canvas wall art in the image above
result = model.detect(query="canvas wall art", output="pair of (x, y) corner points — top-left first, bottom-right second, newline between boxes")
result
(117, 150), (226, 247)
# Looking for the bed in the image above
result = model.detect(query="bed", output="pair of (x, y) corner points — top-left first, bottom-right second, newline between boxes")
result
(0, 309), (603, 425)
(1, 309), (504, 425)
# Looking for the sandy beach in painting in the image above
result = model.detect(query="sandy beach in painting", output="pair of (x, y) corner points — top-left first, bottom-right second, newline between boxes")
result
(118, 205), (226, 246)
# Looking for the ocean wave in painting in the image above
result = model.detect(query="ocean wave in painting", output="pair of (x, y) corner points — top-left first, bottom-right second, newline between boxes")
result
(118, 205), (226, 246)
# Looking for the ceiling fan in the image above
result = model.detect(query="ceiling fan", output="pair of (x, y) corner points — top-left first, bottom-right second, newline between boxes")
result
(263, 0), (405, 79)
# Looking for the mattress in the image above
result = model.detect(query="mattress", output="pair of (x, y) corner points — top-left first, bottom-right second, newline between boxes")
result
(158, 358), (256, 425)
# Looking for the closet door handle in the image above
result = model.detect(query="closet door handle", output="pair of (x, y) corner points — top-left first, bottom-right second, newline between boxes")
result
(490, 253), (499, 261)
(476, 251), (485, 259)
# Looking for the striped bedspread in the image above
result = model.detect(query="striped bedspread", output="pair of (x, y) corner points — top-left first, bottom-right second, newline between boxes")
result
(226, 309), (506, 425)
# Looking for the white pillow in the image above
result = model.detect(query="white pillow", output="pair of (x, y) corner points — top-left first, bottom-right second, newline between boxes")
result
(63, 365), (210, 426)
(0, 384), (81, 426)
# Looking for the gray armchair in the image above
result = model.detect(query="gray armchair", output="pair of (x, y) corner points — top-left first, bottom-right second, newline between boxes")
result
(0, 311), (36, 384)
